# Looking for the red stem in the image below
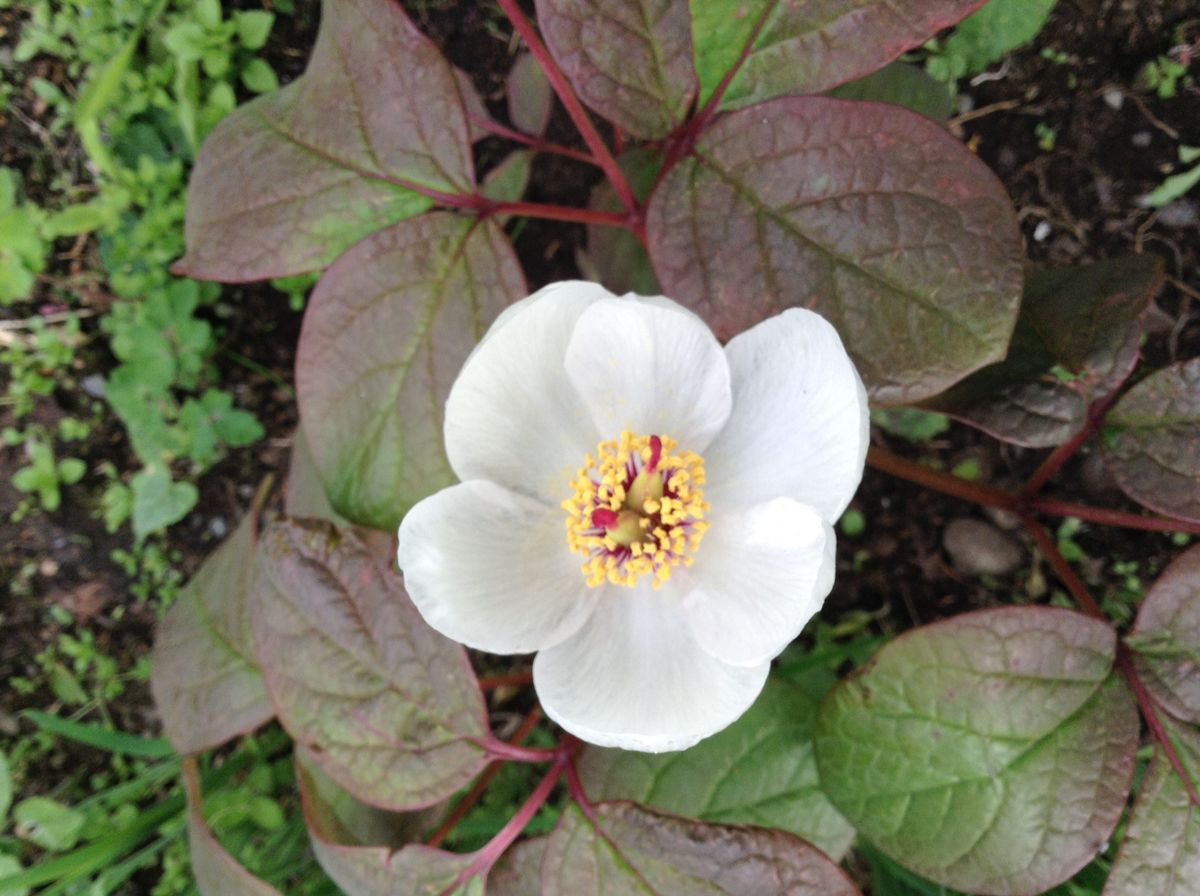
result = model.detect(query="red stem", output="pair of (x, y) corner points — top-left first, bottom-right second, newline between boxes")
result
(868, 446), (1200, 535)
(866, 447), (1017, 510)
(483, 199), (632, 229)
(1029, 497), (1200, 535)
(564, 748), (598, 824)
(427, 707), (544, 849)
(1115, 647), (1200, 808)
(475, 736), (558, 763)
(1020, 514), (1106, 620)
(495, 0), (637, 214)
(448, 758), (567, 891)
(472, 116), (599, 166)
(479, 670), (534, 690)
(1020, 390), (1120, 499)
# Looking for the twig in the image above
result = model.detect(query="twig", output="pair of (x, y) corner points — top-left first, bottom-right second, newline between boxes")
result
(494, 0), (637, 214)
(426, 706), (543, 849)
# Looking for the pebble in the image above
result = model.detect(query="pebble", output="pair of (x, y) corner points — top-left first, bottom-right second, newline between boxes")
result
(943, 518), (1025, 577)
(82, 374), (107, 398)
(1033, 221), (1052, 242)
(1102, 89), (1124, 110)
(1157, 199), (1198, 229)
(208, 516), (229, 539)
(1132, 131), (1152, 148)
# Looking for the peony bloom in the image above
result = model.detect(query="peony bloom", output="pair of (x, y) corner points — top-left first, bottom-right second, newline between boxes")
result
(397, 282), (868, 752)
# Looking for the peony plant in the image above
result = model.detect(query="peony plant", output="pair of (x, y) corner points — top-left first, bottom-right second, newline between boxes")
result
(147, 0), (1200, 894)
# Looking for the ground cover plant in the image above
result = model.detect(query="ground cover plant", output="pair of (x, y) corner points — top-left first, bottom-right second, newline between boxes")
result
(3, 0), (1200, 893)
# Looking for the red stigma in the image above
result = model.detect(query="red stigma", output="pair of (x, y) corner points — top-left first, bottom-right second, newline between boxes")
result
(647, 435), (663, 473)
(591, 508), (620, 530)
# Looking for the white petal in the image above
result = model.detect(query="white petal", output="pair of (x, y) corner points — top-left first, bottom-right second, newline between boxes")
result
(564, 297), (732, 452)
(397, 480), (598, 654)
(704, 308), (869, 522)
(444, 281), (614, 502)
(533, 586), (769, 752)
(679, 498), (835, 667)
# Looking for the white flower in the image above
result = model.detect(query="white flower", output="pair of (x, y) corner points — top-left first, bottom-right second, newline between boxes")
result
(397, 282), (868, 752)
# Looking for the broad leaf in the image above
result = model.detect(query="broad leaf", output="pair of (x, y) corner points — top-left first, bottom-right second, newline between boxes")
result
(1103, 359), (1200, 523)
(535, 0), (696, 139)
(184, 761), (283, 896)
(828, 61), (955, 122)
(506, 53), (554, 137)
(177, 0), (474, 281)
(297, 751), (479, 896)
(690, 0), (985, 109)
(815, 606), (1138, 895)
(1128, 544), (1200, 725)
(926, 0), (1058, 82)
(541, 802), (861, 895)
(283, 427), (345, 525)
(252, 519), (489, 810)
(488, 837), (549, 896)
(578, 677), (854, 859)
(924, 256), (1163, 447)
(1103, 716), (1200, 896)
(581, 147), (662, 295)
(647, 96), (1023, 403)
(150, 482), (273, 754)
(295, 213), (525, 531)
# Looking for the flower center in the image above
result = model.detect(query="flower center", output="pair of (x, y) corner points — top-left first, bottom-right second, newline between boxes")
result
(562, 431), (708, 588)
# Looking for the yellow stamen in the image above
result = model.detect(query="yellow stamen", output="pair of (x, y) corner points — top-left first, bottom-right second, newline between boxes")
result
(562, 431), (708, 589)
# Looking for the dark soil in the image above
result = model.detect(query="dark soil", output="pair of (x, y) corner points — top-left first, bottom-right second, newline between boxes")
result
(1, 0), (1198, 889)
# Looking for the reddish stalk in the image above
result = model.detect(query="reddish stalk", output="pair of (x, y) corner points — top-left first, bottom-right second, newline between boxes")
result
(449, 757), (567, 891)
(1020, 391), (1120, 499)
(479, 670), (534, 690)
(1024, 519), (1200, 804)
(1114, 647), (1200, 808)
(427, 707), (544, 849)
(1029, 497), (1200, 535)
(866, 447), (1017, 510)
(475, 736), (558, 764)
(869, 446), (1200, 535)
(472, 117), (599, 166)
(495, 0), (637, 214)
(564, 751), (598, 824)
(1020, 514), (1106, 620)
(482, 199), (632, 229)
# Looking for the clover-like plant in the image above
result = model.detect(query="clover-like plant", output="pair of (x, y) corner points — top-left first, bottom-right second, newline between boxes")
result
(150, 0), (1200, 893)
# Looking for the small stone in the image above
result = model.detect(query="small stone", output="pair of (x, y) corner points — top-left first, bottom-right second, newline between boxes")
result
(39, 558), (60, 577)
(1102, 89), (1124, 110)
(1132, 131), (1152, 148)
(1157, 199), (1198, 229)
(208, 516), (229, 539)
(81, 375), (106, 398)
(943, 518), (1024, 577)
(1033, 220), (1052, 242)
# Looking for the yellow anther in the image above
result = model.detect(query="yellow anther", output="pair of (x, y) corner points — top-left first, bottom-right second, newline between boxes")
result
(563, 430), (708, 589)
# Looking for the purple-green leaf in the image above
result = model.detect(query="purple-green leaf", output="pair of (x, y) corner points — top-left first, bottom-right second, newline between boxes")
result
(488, 837), (549, 896)
(506, 52), (554, 137)
(1128, 544), (1200, 726)
(184, 761), (283, 896)
(283, 427), (345, 525)
(540, 802), (861, 895)
(580, 147), (662, 295)
(690, 0), (986, 109)
(815, 606), (1138, 895)
(295, 213), (525, 531)
(150, 483), (273, 754)
(535, 0), (697, 139)
(1103, 359), (1200, 523)
(252, 518), (489, 811)
(647, 97), (1023, 403)
(1103, 715), (1200, 896)
(578, 677), (855, 860)
(923, 255), (1163, 447)
(296, 750), (478, 896)
(176, 0), (474, 281)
